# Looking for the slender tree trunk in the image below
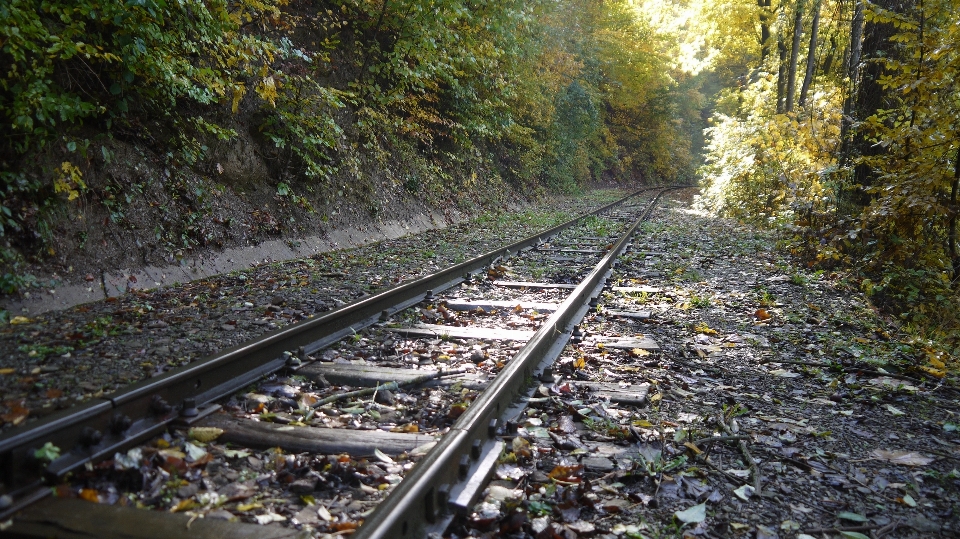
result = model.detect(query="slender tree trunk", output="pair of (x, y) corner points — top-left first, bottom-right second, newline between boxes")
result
(759, 0), (772, 62)
(776, 35), (788, 113)
(821, 34), (837, 75)
(951, 149), (960, 283)
(798, 0), (821, 107)
(785, 0), (805, 112)
(839, 0), (865, 165)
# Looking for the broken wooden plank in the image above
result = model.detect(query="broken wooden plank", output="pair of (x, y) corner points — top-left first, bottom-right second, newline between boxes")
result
(492, 281), (578, 289)
(199, 414), (435, 456)
(605, 310), (652, 320)
(8, 497), (303, 539)
(598, 336), (660, 351)
(392, 323), (535, 341)
(444, 300), (560, 312)
(575, 381), (651, 406)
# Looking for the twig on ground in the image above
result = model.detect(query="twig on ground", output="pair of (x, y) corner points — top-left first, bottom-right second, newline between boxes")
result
(760, 358), (927, 384)
(311, 368), (470, 408)
(691, 435), (751, 446)
(875, 519), (900, 538)
(718, 413), (761, 494)
(803, 524), (880, 534)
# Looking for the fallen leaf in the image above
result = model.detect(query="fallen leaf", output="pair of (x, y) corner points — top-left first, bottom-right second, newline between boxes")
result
(733, 484), (754, 501)
(188, 427), (224, 443)
(872, 449), (934, 466)
(34, 442), (60, 462)
(884, 404), (906, 416)
(513, 436), (533, 458)
(683, 442), (702, 454)
(1, 406), (29, 426)
(236, 502), (263, 512)
(171, 498), (197, 513)
(374, 448), (395, 464)
(547, 464), (582, 482)
(10, 316), (32, 325)
(695, 323), (718, 335)
(769, 369), (801, 378)
(900, 494), (917, 507)
(673, 503), (706, 524)
(754, 309), (771, 321)
(629, 347), (650, 357)
(79, 489), (99, 503)
(780, 519), (800, 531)
(183, 442), (207, 462)
(918, 366), (945, 378)
(838, 511), (868, 522)
(254, 512), (287, 524)
(0, 368), (16, 375)
(839, 532), (871, 539)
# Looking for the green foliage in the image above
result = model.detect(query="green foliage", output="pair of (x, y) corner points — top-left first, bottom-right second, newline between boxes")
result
(0, 0), (278, 156)
(697, 0), (960, 342)
(0, 0), (694, 294)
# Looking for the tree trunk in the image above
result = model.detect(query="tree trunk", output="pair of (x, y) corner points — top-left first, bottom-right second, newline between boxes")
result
(776, 34), (788, 113)
(798, 0), (821, 107)
(821, 34), (837, 75)
(841, 0), (912, 210)
(785, 0), (805, 112)
(839, 0), (865, 165)
(950, 149), (960, 283)
(759, 0), (772, 62)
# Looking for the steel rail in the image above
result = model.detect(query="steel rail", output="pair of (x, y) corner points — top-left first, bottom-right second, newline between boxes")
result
(0, 187), (663, 515)
(353, 187), (687, 539)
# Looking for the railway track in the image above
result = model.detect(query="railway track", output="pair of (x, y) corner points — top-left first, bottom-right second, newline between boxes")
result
(2, 186), (690, 538)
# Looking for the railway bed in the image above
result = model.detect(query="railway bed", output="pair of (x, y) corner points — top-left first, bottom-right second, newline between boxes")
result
(1, 187), (692, 538)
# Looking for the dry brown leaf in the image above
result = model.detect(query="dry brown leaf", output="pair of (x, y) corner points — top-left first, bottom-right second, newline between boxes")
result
(872, 449), (934, 466)
(754, 309), (772, 321)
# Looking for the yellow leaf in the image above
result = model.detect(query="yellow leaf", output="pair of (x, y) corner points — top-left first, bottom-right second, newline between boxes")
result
(649, 393), (662, 403)
(10, 316), (31, 325)
(629, 348), (650, 357)
(695, 323), (718, 335)
(0, 368), (15, 375)
(171, 499), (197, 513)
(188, 427), (224, 443)
(918, 366), (945, 378)
(683, 442), (702, 454)
(573, 356), (586, 369)
(231, 83), (246, 114)
(236, 502), (263, 512)
(79, 489), (100, 503)
(633, 419), (654, 428)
